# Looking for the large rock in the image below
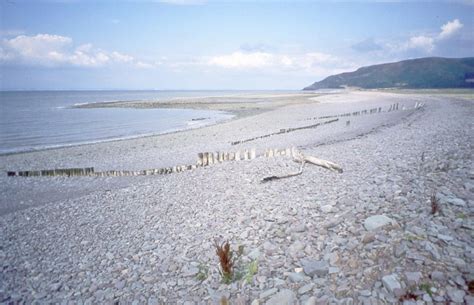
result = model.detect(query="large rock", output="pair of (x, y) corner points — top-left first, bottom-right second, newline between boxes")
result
(364, 215), (397, 231)
(447, 289), (465, 303)
(382, 274), (401, 294)
(265, 289), (295, 305)
(300, 259), (329, 277)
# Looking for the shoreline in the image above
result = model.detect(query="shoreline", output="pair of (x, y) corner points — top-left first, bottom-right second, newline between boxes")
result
(2, 92), (323, 157)
(0, 109), (235, 157)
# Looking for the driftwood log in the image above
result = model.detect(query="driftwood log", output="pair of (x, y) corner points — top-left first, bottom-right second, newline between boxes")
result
(302, 155), (343, 173)
(262, 160), (306, 182)
(262, 148), (342, 182)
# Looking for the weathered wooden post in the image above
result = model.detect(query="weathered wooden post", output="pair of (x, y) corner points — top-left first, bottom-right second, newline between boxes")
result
(268, 149), (274, 158)
(250, 148), (256, 160)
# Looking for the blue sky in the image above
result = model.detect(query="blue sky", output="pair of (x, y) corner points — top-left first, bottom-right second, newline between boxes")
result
(1, 1), (473, 90)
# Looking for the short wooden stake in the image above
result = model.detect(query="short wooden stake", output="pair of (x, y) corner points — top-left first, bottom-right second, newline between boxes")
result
(250, 148), (256, 160)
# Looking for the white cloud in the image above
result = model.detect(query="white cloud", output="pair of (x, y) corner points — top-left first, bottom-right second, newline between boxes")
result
(110, 51), (134, 63)
(438, 19), (463, 40)
(401, 19), (463, 53)
(406, 35), (435, 52)
(135, 61), (155, 69)
(206, 51), (340, 73)
(207, 51), (275, 69)
(0, 33), (153, 68)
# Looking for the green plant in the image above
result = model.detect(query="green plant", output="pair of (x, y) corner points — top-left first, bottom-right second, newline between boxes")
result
(244, 260), (258, 284)
(419, 283), (433, 297)
(404, 233), (424, 241)
(196, 263), (209, 281)
(213, 241), (258, 284)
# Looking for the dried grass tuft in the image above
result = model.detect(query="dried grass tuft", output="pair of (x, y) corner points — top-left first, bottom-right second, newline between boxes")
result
(431, 193), (440, 215)
(214, 240), (234, 283)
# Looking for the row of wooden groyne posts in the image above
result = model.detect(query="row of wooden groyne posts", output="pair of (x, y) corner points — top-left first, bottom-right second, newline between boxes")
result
(310, 102), (424, 120)
(231, 118), (338, 146)
(231, 101), (425, 145)
(6, 147), (301, 178)
(6, 102), (425, 178)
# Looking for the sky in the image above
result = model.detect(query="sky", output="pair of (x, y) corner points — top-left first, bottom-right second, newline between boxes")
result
(0, 0), (473, 90)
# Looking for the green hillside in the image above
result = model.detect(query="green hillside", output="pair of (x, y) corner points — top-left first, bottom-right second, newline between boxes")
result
(303, 57), (474, 90)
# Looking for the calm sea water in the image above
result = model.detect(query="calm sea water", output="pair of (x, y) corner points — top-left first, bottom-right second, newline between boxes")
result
(0, 90), (280, 154)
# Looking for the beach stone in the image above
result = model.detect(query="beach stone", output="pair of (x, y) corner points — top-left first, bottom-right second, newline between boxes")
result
(437, 234), (453, 242)
(288, 241), (305, 256)
(115, 280), (125, 290)
(422, 294), (432, 302)
(364, 215), (396, 231)
(362, 232), (376, 244)
(298, 283), (314, 295)
(263, 242), (278, 255)
(291, 223), (307, 233)
(182, 266), (199, 277)
(464, 296), (474, 304)
(287, 272), (306, 283)
(430, 271), (445, 282)
(447, 289), (465, 303)
(148, 296), (159, 305)
(404, 272), (422, 286)
(248, 248), (261, 260)
(328, 267), (339, 274)
(265, 289), (295, 305)
(359, 290), (371, 297)
(260, 288), (278, 299)
(304, 296), (317, 305)
(446, 197), (466, 207)
(320, 205), (333, 213)
(382, 274), (401, 294)
(300, 259), (329, 277)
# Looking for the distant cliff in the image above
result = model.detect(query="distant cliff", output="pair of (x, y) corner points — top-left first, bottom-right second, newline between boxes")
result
(303, 57), (474, 90)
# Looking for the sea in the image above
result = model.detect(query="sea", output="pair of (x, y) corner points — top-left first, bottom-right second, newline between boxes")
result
(0, 90), (290, 155)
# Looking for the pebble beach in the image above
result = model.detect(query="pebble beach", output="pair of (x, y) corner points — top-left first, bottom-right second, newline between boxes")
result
(0, 90), (473, 304)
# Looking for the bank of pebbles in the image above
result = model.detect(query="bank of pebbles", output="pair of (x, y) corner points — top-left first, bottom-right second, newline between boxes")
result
(0, 94), (472, 304)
